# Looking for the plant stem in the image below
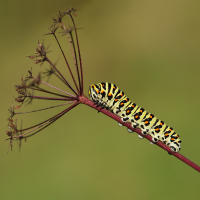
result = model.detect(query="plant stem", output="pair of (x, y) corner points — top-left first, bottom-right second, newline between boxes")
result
(27, 95), (75, 101)
(15, 102), (76, 114)
(32, 76), (76, 97)
(68, 14), (83, 95)
(53, 34), (80, 94)
(79, 96), (200, 173)
(45, 56), (78, 96)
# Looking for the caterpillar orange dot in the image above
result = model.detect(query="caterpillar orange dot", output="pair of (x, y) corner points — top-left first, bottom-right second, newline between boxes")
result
(88, 82), (181, 153)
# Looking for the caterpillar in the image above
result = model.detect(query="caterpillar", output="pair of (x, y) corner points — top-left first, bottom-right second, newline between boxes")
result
(88, 82), (181, 153)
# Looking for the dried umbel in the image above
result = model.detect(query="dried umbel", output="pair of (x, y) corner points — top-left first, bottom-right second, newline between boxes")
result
(6, 7), (82, 152)
(5, 7), (200, 173)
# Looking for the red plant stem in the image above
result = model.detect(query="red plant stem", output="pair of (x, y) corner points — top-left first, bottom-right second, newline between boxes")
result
(68, 14), (83, 95)
(32, 76), (76, 97)
(59, 22), (81, 95)
(13, 102), (79, 139)
(28, 95), (76, 101)
(29, 86), (69, 98)
(14, 101), (78, 133)
(79, 96), (200, 173)
(53, 34), (80, 94)
(24, 102), (79, 138)
(15, 101), (76, 114)
(63, 27), (82, 95)
(45, 57), (78, 96)
(69, 31), (81, 95)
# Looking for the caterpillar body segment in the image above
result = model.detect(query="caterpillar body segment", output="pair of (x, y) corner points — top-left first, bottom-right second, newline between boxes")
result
(88, 82), (181, 152)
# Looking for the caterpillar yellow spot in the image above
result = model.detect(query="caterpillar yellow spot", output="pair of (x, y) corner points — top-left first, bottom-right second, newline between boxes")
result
(88, 82), (181, 153)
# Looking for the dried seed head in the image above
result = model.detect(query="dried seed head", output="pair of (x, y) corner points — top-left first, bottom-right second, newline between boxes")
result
(58, 24), (83, 37)
(44, 26), (59, 36)
(27, 55), (35, 59)
(6, 131), (13, 137)
(15, 96), (25, 103)
(27, 40), (50, 67)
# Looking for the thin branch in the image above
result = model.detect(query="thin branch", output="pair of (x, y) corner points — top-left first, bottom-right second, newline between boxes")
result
(53, 33), (80, 93)
(45, 56), (78, 96)
(32, 75), (76, 98)
(60, 22), (82, 95)
(69, 31), (81, 95)
(23, 101), (79, 139)
(14, 102), (75, 114)
(15, 102), (79, 139)
(41, 62), (68, 85)
(28, 86), (71, 99)
(27, 95), (75, 101)
(68, 14), (83, 95)
(79, 96), (200, 173)
(12, 101), (78, 134)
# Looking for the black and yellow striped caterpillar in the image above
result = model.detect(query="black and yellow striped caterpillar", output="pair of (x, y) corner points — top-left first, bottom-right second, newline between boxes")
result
(88, 82), (181, 152)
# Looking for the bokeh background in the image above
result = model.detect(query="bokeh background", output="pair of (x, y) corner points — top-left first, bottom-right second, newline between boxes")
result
(1, 0), (200, 199)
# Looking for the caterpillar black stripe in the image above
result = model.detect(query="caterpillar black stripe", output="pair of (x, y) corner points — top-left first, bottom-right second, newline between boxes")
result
(88, 82), (181, 153)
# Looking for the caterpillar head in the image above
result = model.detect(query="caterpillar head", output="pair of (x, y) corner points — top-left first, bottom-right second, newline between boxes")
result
(88, 84), (100, 101)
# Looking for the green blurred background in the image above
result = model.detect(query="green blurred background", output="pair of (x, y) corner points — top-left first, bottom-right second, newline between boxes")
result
(1, 0), (200, 199)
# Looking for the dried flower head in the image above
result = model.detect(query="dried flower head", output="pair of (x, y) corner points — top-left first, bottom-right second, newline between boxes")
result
(6, 8), (83, 153)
